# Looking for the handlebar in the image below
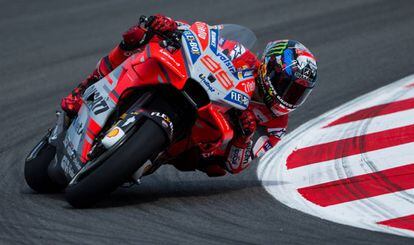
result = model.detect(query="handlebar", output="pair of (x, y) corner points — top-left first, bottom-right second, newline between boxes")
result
(139, 15), (182, 50)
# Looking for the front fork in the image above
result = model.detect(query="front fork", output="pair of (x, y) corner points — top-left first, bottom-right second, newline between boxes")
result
(26, 109), (67, 163)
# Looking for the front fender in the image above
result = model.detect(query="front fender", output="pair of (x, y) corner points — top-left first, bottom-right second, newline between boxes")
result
(100, 108), (174, 150)
(100, 92), (175, 150)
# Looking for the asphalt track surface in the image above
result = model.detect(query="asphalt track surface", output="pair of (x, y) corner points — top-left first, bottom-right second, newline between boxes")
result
(1, 0), (414, 244)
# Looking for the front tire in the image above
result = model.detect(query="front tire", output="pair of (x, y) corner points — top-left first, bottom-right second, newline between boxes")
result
(65, 120), (167, 208)
(24, 143), (64, 193)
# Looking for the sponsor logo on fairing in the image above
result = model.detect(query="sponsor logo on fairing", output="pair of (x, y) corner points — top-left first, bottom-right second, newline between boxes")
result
(61, 155), (76, 178)
(229, 43), (245, 61)
(224, 90), (249, 108)
(209, 29), (218, 54)
(60, 138), (82, 177)
(121, 116), (136, 127)
(237, 79), (255, 94)
(183, 30), (201, 63)
(217, 52), (237, 74)
(195, 22), (207, 40)
(237, 69), (254, 79)
(63, 137), (76, 158)
(107, 127), (120, 138)
(199, 74), (216, 92)
(159, 48), (181, 67)
(73, 119), (83, 135)
(88, 87), (110, 115)
(102, 126), (125, 149)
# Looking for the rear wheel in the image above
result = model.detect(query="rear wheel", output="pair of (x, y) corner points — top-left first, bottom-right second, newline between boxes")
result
(24, 142), (64, 193)
(65, 120), (167, 208)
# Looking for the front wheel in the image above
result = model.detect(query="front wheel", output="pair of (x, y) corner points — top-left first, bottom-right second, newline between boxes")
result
(65, 119), (167, 208)
(24, 141), (64, 193)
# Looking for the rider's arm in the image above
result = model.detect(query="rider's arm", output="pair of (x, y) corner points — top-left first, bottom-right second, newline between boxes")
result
(224, 113), (288, 174)
(224, 110), (257, 174)
(92, 26), (146, 79)
(81, 15), (178, 88)
(224, 105), (289, 174)
(251, 114), (288, 158)
(224, 137), (254, 174)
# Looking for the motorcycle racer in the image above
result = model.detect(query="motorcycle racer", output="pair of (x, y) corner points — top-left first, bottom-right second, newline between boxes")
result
(61, 14), (318, 177)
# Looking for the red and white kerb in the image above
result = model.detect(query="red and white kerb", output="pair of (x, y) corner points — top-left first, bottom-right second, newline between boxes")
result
(258, 74), (414, 238)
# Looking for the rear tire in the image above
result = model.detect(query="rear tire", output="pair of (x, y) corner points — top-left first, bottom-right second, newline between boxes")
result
(65, 120), (167, 208)
(24, 143), (64, 193)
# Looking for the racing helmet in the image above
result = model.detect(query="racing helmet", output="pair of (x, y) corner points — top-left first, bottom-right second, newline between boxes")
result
(257, 40), (317, 116)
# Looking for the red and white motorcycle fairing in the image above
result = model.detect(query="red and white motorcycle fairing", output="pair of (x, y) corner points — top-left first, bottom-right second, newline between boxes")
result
(63, 22), (257, 177)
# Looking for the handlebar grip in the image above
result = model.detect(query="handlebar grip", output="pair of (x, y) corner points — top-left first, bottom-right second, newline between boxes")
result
(139, 15), (149, 27)
(138, 15), (182, 50)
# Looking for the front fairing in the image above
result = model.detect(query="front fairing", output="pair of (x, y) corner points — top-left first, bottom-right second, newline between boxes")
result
(180, 22), (257, 110)
(54, 74), (120, 180)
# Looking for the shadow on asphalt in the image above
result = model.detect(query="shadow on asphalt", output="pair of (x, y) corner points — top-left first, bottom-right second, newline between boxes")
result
(92, 179), (286, 209)
(20, 178), (285, 209)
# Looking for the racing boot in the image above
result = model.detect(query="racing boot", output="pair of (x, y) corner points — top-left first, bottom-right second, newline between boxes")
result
(61, 86), (84, 118)
(61, 71), (101, 117)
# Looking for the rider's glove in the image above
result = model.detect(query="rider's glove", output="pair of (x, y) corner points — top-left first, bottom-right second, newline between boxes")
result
(121, 14), (177, 51)
(148, 14), (178, 33)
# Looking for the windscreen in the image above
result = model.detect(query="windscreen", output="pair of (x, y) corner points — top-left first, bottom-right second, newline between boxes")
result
(216, 24), (257, 50)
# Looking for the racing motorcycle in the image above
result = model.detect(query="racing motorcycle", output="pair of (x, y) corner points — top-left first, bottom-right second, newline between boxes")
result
(24, 17), (257, 208)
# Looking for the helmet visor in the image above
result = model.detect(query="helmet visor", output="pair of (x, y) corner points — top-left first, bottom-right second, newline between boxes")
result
(270, 73), (313, 108)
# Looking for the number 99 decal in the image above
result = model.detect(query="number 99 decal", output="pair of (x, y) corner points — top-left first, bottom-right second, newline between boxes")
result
(201, 55), (234, 90)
